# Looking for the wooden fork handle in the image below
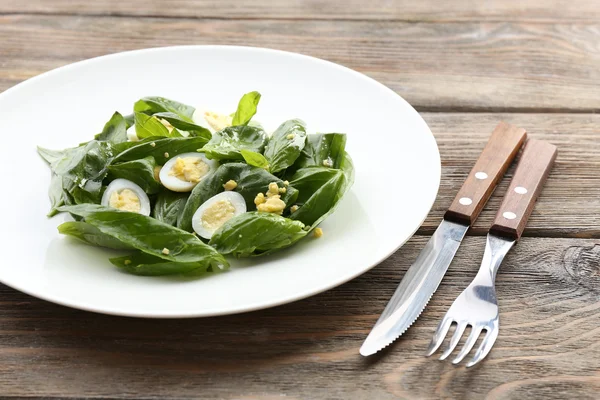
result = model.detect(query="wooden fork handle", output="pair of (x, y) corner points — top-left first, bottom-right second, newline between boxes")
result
(444, 122), (527, 226)
(489, 139), (557, 240)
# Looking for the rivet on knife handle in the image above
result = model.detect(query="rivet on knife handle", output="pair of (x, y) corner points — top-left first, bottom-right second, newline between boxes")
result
(489, 139), (557, 240)
(444, 122), (527, 226)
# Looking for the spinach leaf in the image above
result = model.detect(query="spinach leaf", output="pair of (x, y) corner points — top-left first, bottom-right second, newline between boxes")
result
(134, 96), (195, 122)
(37, 147), (65, 168)
(178, 163), (298, 232)
(289, 167), (345, 226)
(201, 125), (267, 161)
(47, 173), (65, 217)
(112, 136), (209, 165)
(263, 119), (307, 173)
(110, 251), (220, 276)
(134, 112), (182, 139)
(153, 190), (189, 226)
(152, 112), (211, 140)
(108, 156), (161, 194)
(94, 112), (128, 144)
(232, 91), (261, 126)
(289, 151), (355, 228)
(210, 212), (307, 257)
(240, 149), (269, 169)
(58, 205), (229, 271)
(293, 133), (347, 170)
(58, 221), (134, 250)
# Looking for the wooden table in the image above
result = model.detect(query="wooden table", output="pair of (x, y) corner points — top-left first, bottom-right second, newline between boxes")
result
(2, 1), (600, 398)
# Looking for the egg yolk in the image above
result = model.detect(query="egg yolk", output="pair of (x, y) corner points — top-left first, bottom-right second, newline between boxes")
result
(109, 189), (141, 213)
(200, 199), (236, 230)
(169, 157), (210, 183)
(204, 111), (232, 132)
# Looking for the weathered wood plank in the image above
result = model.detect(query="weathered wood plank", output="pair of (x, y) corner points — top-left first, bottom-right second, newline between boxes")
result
(0, 236), (598, 399)
(420, 113), (600, 238)
(1, 15), (600, 111)
(1, 0), (599, 23)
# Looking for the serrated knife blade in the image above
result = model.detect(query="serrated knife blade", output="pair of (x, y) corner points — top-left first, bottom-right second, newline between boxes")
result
(360, 121), (528, 356)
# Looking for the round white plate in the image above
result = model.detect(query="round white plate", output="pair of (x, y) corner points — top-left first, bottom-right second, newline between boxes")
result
(0, 46), (440, 318)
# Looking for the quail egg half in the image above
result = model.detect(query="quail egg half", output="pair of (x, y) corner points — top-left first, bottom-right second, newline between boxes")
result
(159, 152), (218, 192)
(101, 179), (151, 216)
(192, 191), (247, 239)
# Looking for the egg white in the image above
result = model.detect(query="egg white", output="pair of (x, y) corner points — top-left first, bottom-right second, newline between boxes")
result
(159, 152), (218, 192)
(192, 191), (247, 239)
(101, 178), (151, 216)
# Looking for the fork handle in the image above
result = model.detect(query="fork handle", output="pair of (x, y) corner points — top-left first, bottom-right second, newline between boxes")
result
(490, 139), (557, 240)
(445, 122), (527, 226)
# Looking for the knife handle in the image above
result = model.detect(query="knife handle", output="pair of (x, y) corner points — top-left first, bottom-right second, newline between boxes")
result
(489, 139), (557, 240)
(444, 122), (527, 226)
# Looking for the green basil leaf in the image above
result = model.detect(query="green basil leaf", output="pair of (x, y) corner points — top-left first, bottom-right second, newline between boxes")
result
(112, 136), (209, 165)
(134, 97), (195, 122)
(153, 190), (189, 226)
(293, 133), (347, 170)
(135, 112), (182, 139)
(110, 251), (221, 276)
(263, 119), (307, 173)
(47, 173), (65, 217)
(37, 147), (65, 168)
(201, 125), (267, 161)
(58, 204), (229, 271)
(108, 156), (161, 194)
(152, 111), (211, 140)
(240, 149), (269, 169)
(210, 212), (307, 257)
(58, 221), (134, 250)
(94, 112), (128, 144)
(124, 113), (135, 129)
(232, 91), (261, 126)
(178, 163), (298, 232)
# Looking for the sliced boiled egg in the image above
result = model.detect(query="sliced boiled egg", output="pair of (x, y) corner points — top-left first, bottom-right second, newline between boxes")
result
(159, 152), (218, 192)
(101, 179), (151, 215)
(192, 191), (246, 239)
(192, 109), (232, 133)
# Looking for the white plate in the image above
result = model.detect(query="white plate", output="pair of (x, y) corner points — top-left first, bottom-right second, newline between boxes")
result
(0, 46), (440, 318)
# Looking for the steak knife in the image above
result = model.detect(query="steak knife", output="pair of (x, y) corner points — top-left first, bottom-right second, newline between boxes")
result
(360, 122), (527, 356)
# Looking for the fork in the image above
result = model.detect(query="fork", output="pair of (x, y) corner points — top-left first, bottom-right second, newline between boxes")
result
(426, 139), (557, 367)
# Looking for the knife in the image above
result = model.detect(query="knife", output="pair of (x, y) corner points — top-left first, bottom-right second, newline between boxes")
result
(360, 121), (527, 356)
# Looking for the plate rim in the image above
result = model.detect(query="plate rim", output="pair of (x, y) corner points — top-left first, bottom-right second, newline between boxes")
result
(0, 45), (441, 318)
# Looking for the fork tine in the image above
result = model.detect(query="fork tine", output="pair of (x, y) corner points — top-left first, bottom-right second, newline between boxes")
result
(439, 322), (467, 360)
(425, 316), (453, 357)
(452, 326), (483, 364)
(466, 328), (499, 367)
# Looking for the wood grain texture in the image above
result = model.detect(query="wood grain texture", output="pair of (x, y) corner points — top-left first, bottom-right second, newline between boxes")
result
(490, 139), (557, 239)
(445, 122), (526, 226)
(0, 236), (599, 399)
(2, 15), (600, 111)
(1, 0), (600, 23)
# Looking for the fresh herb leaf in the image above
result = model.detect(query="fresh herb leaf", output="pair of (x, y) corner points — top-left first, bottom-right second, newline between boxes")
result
(201, 125), (267, 161)
(240, 149), (269, 169)
(47, 173), (65, 217)
(178, 163), (298, 232)
(152, 111), (211, 140)
(108, 156), (161, 194)
(153, 190), (189, 226)
(94, 112), (128, 144)
(112, 136), (209, 165)
(293, 133), (347, 170)
(124, 113), (135, 129)
(58, 221), (135, 250)
(134, 97), (195, 122)
(110, 251), (220, 276)
(135, 112), (183, 139)
(37, 147), (65, 168)
(210, 212), (307, 257)
(232, 91), (261, 126)
(289, 167), (345, 226)
(263, 119), (307, 173)
(58, 204), (229, 271)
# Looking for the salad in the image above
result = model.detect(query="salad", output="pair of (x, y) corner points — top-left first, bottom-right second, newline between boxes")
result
(38, 92), (354, 276)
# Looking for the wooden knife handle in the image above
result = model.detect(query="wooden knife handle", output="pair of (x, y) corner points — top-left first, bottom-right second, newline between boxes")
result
(489, 139), (557, 240)
(444, 122), (527, 226)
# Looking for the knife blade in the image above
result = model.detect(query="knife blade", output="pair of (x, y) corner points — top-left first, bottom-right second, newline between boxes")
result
(360, 121), (527, 356)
